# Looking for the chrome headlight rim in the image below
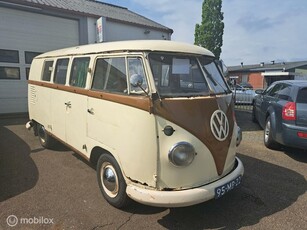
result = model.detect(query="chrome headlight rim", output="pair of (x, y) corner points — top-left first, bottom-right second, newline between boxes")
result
(168, 141), (196, 167)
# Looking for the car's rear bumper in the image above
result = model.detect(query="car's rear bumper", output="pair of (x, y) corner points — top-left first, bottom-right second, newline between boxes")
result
(280, 123), (307, 149)
(126, 157), (244, 207)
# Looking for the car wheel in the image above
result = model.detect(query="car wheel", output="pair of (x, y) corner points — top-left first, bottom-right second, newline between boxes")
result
(97, 154), (130, 208)
(37, 124), (55, 148)
(264, 116), (280, 149)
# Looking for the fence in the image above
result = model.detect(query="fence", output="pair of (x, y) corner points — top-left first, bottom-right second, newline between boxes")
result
(232, 87), (262, 112)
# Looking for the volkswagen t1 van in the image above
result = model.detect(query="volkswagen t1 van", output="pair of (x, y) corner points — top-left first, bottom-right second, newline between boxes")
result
(27, 40), (243, 208)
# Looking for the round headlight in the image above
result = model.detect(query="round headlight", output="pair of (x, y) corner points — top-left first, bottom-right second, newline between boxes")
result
(168, 142), (196, 167)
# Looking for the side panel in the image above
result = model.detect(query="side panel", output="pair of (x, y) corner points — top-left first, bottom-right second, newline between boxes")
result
(87, 97), (158, 187)
(50, 89), (67, 142)
(65, 92), (88, 155)
(28, 84), (51, 127)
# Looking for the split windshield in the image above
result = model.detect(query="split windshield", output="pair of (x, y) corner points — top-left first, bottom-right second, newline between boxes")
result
(148, 52), (230, 98)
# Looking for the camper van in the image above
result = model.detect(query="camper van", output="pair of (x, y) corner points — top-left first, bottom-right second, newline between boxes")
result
(27, 40), (244, 208)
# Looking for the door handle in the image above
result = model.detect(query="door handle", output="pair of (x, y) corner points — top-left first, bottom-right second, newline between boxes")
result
(65, 101), (72, 108)
(87, 108), (94, 115)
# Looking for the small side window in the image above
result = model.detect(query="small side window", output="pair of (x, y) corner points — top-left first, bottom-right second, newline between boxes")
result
(92, 57), (127, 94)
(128, 57), (148, 94)
(70, 57), (90, 88)
(54, 58), (69, 85)
(92, 58), (108, 91)
(42, 61), (54, 81)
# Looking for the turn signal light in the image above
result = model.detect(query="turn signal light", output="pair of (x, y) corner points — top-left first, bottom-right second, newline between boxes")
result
(282, 102), (296, 121)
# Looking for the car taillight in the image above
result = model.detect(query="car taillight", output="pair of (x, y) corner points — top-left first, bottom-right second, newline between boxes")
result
(282, 102), (296, 121)
(297, 132), (307, 139)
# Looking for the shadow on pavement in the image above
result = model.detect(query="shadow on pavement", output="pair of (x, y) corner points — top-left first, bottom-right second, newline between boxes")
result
(0, 116), (29, 127)
(155, 153), (306, 229)
(0, 125), (39, 202)
(282, 147), (307, 163)
(235, 110), (261, 132)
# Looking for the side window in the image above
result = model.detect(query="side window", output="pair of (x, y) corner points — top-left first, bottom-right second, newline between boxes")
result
(70, 57), (90, 88)
(128, 57), (148, 94)
(54, 58), (69, 85)
(297, 87), (307, 103)
(42, 60), (53, 81)
(92, 59), (108, 91)
(276, 84), (292, 101)
(267, 84), (281, 97)
(92, 57), (127, 94)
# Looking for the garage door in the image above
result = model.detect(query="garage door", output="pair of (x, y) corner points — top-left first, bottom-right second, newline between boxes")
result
(0, 7), (79, 114)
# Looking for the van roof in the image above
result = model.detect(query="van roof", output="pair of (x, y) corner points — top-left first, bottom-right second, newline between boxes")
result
(35, 40), (214, 59)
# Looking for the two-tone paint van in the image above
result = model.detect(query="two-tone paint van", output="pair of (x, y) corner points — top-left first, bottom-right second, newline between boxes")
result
(27, 40), (244, 208)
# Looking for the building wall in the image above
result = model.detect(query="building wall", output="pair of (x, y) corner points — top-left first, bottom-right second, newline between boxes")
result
(248, 73), (264, 89)
(0, 7), (79, 114)
(228, 72), (265, 89)
(105, 20), (171, 41)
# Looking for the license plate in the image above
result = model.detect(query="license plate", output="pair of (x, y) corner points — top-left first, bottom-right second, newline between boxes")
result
(215, 175), (242, 199)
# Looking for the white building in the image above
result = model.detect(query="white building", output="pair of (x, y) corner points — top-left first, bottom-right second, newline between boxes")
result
(0, 0), (173, 114)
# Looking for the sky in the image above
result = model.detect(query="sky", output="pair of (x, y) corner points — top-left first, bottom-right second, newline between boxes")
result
(101, 0), (307, 66)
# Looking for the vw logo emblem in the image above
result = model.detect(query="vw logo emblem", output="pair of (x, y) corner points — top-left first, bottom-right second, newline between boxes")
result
(210, 110), (229, 141)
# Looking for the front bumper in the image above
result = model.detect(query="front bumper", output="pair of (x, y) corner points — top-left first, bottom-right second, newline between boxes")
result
(126, 157), (244, 207)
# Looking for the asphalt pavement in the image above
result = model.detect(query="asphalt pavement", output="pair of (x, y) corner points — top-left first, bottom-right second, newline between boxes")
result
(0, 112), (306, 230)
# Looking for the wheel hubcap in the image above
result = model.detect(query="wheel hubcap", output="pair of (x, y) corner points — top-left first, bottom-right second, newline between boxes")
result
(265, 120), (270, 143)
(101, 163), (118, 198)
(38, 126), (46, 143)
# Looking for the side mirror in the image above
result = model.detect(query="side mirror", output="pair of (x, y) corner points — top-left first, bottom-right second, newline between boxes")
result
(255, 89), (264, 94)
(130, 74), (143, 87)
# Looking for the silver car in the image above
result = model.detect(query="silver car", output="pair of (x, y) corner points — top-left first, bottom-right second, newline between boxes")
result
(232, 84), (256, 104)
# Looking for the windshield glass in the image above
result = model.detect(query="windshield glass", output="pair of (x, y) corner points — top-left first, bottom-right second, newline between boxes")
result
(148, 52), (229, 97)
(199, 57), (230, 94)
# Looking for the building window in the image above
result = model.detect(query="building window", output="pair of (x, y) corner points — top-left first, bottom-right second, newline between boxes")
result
(25, 51), (41, 64)
(0, 67), (20, 79)
(26, 68), (30, 80)
(0, 49), (19, 63)
(70, 57), (90, 88)
(54, 58), (69, 85)
(42, 61), (54, 82)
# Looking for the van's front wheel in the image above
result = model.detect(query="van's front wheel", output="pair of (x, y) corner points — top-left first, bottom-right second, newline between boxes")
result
(97, 154), (130, 208)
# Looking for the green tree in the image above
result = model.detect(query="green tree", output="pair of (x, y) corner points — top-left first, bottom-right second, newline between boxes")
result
(194, 0), (224, 59)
